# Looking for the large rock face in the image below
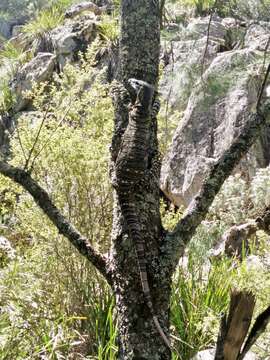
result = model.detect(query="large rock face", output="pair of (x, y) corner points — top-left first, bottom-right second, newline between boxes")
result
(160, 19), (270, 207)
(160, 16), (245, 112)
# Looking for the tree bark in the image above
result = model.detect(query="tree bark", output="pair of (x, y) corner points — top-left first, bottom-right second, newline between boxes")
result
(108, 1), (172, 359)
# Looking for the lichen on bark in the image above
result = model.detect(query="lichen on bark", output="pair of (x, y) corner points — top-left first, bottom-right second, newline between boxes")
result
(108, 1), (172, 359)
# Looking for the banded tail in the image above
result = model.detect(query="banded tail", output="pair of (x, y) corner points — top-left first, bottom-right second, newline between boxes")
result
(118, 193), (173, 352)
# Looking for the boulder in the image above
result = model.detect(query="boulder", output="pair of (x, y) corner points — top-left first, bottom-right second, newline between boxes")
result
(192, 349), (257, 360)
(160, 37), (220, 112)
(0, 19), (11, 39)
(160, 13), (270, 207)
(51, 17), (97, 70)
(186, 16), (227, 40)
(65, 1), (105, 18)
(0, 16), (28, 39)
(191, 349), (215, 360)
(160, 16), (244, 113)
(11, 52), (56, 112)
(244, 22), (270, 51)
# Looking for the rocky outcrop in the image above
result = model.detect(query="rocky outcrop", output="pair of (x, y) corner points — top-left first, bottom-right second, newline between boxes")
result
(160, 17), (270, 207)
(0, 16), (28, 39)
(4, 2), (109, 115)
(160, 16), (245, 112)
(244, 22), (270, 50)
(8, 15), (98, 71)
(51, 16), (97, 70)
(11, 52), (56, 112)
(65, 1), (105, 18)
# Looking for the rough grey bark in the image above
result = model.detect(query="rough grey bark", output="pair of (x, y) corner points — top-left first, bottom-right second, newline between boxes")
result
(108, 1), (172, 359)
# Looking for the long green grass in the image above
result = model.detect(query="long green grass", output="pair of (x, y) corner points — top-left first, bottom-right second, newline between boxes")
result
(22, 5), (65, 37)
(171, 256), (233, 359)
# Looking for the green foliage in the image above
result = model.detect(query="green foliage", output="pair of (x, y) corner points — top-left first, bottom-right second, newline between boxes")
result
(22, 4), (65, 37)
(0, 0), (74, 19)
(0, 48), (116, 358)
(174, 0), (270, 19)
(158, 108), (183, 155)
(98, 15), (119, 45)
(174, 0), (216, 15)
(160, 163), (270, 358)
(171, 257), (233, 358)
(0, 41), (33, 72)
(0, 0), (42, 19)
(10, 54), (114, 249)
(0, 11), (10, 22)
(0, 239), (117, 359)
(0, 81), (14, 114)
(21, 0), (77, 39)
(210, 166), (270, 225)
(0, 6), (270, 356)
(0, 43), (24, 64)
(185, 0), (215, 15)
(0, 41), (33, 114)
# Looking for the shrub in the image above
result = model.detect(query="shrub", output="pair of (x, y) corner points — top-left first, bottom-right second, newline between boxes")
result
(22, 5), (65, 37)
(0, 48), (116, 358)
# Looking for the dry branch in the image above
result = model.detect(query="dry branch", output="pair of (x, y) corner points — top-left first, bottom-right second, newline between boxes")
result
(0, 160), (111, 282)
(214, 291), (256, 360)
(164, 104), (270, 268)
(239, 304), (270, 359)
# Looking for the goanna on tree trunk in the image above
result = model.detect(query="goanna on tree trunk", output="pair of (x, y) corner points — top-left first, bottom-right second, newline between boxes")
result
(108, 1), (172, 359)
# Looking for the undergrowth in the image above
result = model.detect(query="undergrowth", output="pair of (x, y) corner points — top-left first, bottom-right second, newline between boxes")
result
(0, 11), (270, 357)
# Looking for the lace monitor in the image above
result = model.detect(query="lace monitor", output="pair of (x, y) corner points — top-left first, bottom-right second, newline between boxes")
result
(114, 78), (172, 351)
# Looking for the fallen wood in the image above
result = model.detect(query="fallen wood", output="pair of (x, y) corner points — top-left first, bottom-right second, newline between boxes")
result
(215, 291), (255, 360)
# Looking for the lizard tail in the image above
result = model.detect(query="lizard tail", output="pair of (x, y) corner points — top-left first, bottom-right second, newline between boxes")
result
(136, 247), (173, 352)
(153, 315), (173, 351)
(118, 195), (173, 352)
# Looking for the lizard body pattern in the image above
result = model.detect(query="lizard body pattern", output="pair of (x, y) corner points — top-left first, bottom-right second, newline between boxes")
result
(115, 79), (171, 351)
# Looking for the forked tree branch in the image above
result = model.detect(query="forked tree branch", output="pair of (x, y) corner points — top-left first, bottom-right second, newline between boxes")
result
(0, 160), (111, 283)
(164, 101), (270, 269)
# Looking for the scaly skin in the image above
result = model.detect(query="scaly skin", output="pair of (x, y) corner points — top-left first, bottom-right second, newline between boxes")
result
(115, 79), (172, 351)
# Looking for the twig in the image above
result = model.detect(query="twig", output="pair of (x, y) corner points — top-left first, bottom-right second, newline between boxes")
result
(159, 0), (166, 28)
(29, 103), (71, 172)
(24, 105), (50, 171)
(256, 63), (270, 112)
(201, 0), (218, 78)
(262, 36), (270, 71)
(14, 119), (28, 163)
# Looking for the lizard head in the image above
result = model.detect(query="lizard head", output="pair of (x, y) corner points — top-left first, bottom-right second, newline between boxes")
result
(127, 78), (154, 115)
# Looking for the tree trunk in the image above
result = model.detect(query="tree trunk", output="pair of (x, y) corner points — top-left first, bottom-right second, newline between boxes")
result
(108, 1), (172, 358)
